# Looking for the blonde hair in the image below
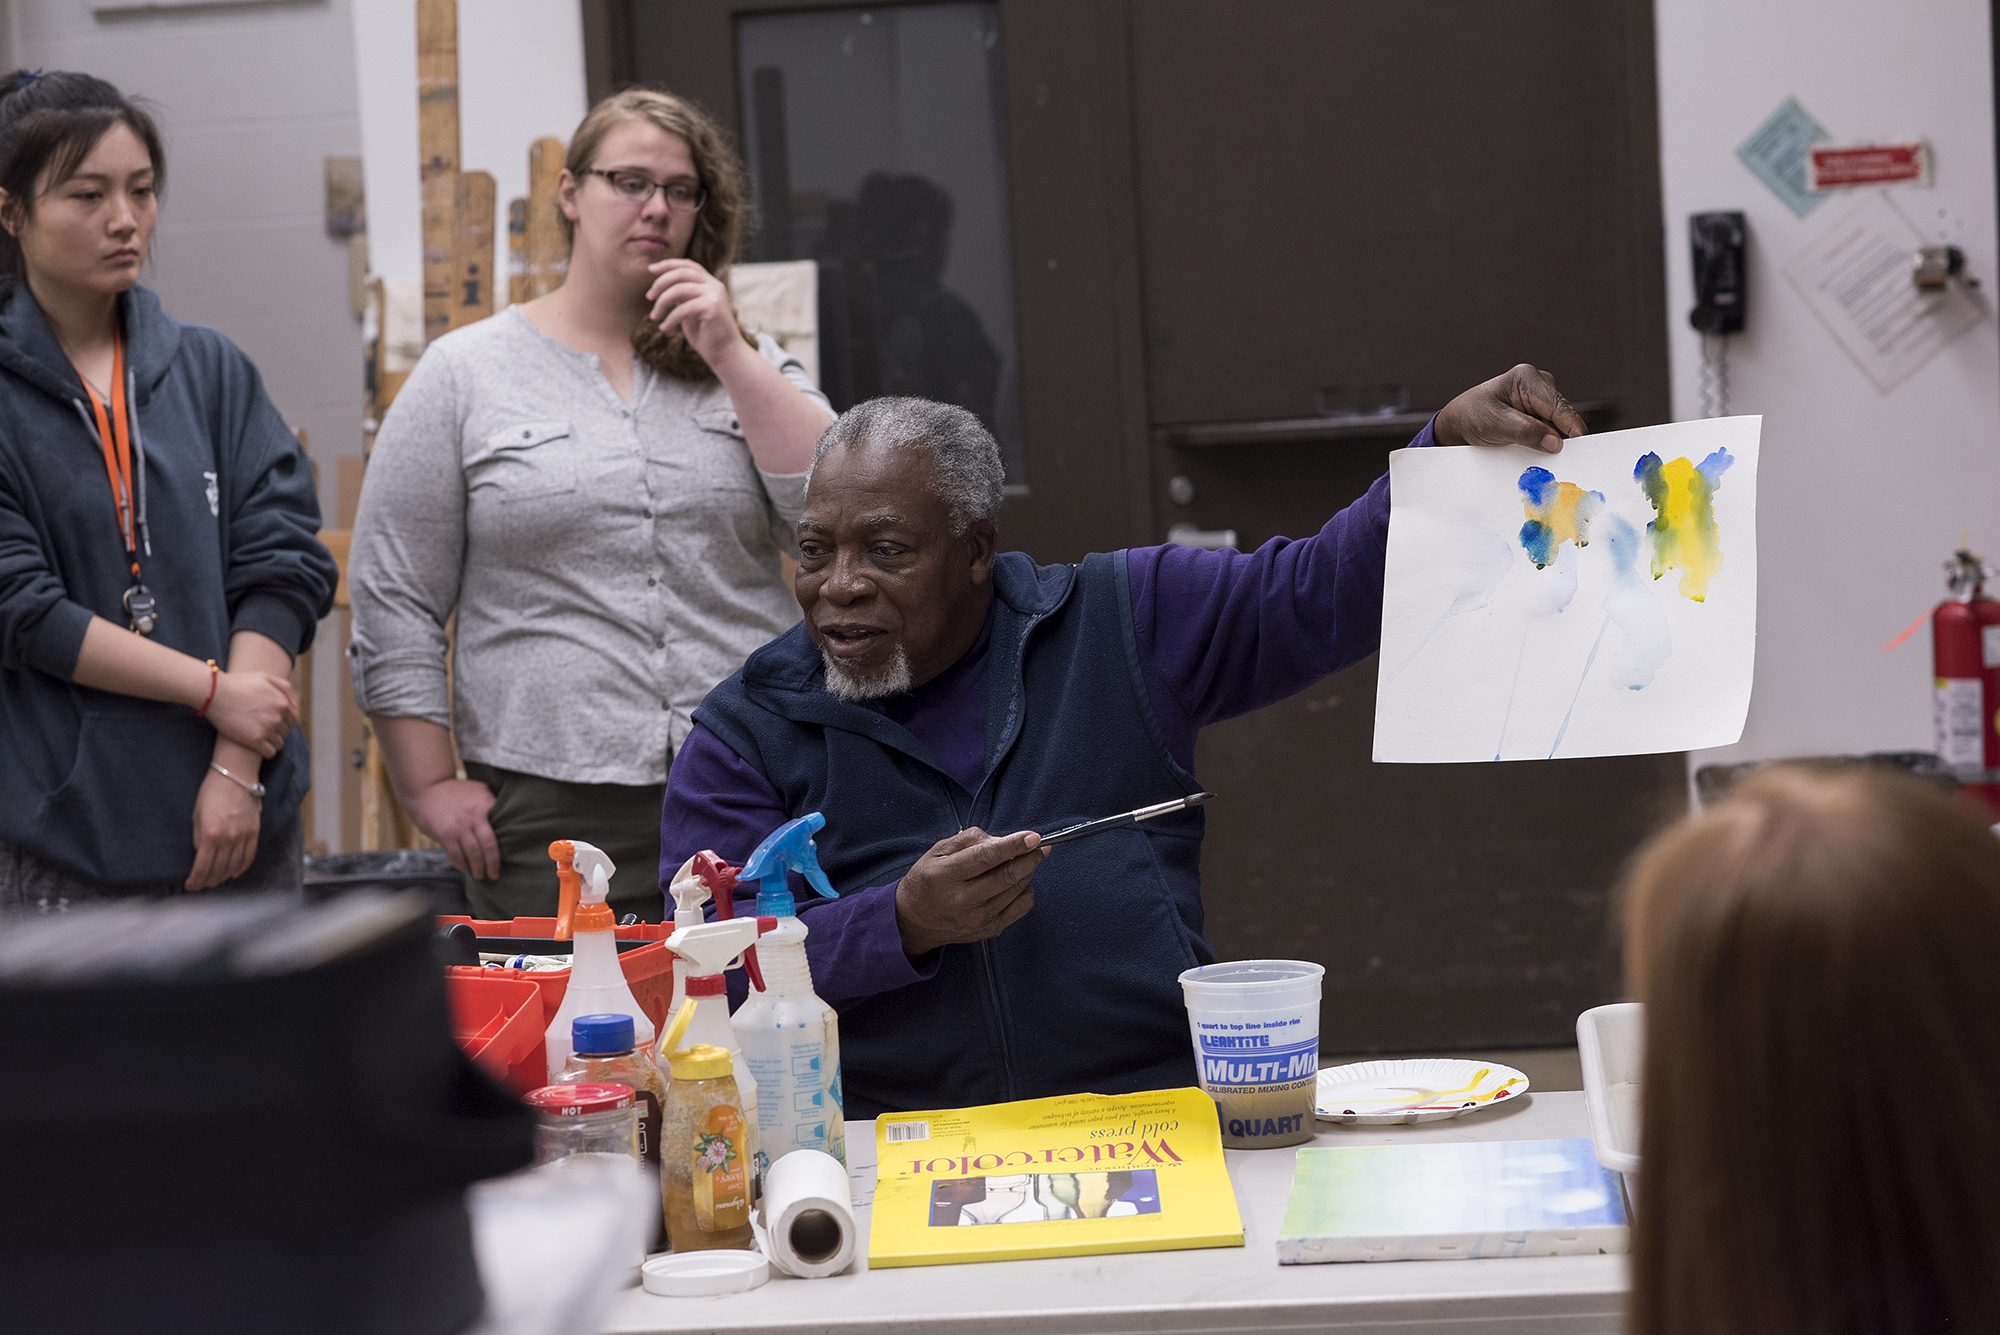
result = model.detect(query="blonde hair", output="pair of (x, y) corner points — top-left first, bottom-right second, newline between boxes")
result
(564, 87), (752, 380)
(1624, 765), (2000, 1335)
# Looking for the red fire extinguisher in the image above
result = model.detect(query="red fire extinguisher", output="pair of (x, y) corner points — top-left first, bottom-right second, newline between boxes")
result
(1931, 545), (2000, 817)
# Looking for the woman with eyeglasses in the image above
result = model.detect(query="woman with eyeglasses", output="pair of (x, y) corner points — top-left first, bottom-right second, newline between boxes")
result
(350, 88), (833, 920)
(0, 71), (336, 906)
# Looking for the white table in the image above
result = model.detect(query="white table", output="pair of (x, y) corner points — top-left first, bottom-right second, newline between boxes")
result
(602, 1090), (1627, 1334)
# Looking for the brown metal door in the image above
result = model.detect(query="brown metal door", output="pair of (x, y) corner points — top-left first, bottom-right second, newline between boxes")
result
(1127, 0), (1685, 1052)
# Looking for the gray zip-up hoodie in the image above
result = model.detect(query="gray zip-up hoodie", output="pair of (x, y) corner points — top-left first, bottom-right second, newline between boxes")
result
(0, 283), (336, 883)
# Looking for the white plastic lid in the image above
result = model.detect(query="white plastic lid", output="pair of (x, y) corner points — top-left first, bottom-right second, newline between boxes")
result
(1178, 958), (1325, 996)
(640, 1249), (769, 1297)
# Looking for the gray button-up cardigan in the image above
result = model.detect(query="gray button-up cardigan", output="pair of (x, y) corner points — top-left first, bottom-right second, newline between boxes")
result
(348, 306), (826, 786)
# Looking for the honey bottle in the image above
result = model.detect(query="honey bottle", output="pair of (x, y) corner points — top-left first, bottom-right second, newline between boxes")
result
(662, 1042), (754, 1252)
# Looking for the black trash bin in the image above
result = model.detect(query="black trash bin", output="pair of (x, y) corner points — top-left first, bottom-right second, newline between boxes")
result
(0, 891), (534, 1335)
(305, 847), (472, 916)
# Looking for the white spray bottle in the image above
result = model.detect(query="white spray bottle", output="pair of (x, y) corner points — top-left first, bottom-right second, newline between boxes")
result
(663, 850), (727, 1019)
(545, 839), (655, 1080)
(665, 913), (773, 1198)
(730, 813), (846, 1167)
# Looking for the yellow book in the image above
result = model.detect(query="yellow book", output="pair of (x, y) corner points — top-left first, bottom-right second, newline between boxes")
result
(868, 1087), (1245, 1268)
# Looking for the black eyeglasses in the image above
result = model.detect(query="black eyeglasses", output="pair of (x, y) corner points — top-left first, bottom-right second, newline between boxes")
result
(585, 168), (708, 213)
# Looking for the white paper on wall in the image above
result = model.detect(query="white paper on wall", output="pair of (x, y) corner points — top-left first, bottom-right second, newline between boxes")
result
(1373, 417), (1761, 764)
(1783, 191), (1984, 392)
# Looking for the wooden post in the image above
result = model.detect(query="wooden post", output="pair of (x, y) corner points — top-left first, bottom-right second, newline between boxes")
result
(417, 0), (460, 345)
(522, 136), (568, 299)
(507, 197), (527, 305)
(452, 170), (496, 327)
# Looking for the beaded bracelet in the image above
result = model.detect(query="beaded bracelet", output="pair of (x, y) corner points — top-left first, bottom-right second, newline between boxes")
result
(194, 659), (219, 718)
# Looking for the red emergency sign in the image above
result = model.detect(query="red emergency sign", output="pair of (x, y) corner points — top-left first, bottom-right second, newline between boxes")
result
(1808, 142), (1930, 190)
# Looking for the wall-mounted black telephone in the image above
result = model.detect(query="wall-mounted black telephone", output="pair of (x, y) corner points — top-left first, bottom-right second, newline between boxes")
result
(1689, 211), (1747, 335)
(1689, 212), (1745, 416)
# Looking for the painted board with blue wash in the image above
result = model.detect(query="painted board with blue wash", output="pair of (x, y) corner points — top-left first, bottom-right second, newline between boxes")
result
(1277, 1137), (1628, 1264)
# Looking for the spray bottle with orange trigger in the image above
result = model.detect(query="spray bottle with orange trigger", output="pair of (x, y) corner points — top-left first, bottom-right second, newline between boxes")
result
(545, 839), (655, 1080)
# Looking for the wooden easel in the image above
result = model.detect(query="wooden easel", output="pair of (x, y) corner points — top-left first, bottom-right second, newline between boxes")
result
(337, 0), (573, 854)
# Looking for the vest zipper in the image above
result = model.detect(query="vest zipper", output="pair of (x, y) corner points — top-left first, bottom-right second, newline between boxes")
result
(960, 607), (1050, 1107)
(942, 773), (1019, 1101)
(976, 938), (1017, 1101)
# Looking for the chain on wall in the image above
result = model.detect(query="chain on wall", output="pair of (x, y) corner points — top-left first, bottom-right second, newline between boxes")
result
(1699, 332), (1731, 418)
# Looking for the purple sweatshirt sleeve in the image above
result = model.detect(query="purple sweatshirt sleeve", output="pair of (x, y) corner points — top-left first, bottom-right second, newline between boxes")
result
(659, 722), (940, 1010)
(1127, 421), (1433, 769)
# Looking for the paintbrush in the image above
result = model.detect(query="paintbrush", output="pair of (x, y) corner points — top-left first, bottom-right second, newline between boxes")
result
(1036, 793), (1214, 846)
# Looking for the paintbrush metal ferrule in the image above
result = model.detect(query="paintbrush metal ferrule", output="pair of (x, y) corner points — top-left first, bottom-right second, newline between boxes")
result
(1132, 792), (1213, 822)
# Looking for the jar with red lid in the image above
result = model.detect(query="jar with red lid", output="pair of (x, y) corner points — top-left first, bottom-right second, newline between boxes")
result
(523, 1081), (639, 1168)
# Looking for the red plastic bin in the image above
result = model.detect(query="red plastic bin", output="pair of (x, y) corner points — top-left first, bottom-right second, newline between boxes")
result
(446, 972), (546, 1096)
(439, 916), (679, 1063)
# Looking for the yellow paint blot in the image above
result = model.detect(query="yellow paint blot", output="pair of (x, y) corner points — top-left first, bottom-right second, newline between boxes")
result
(1634, 449), (1732, 601)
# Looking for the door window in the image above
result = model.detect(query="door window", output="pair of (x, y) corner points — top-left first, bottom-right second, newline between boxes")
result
(738, 4), (1024, 483)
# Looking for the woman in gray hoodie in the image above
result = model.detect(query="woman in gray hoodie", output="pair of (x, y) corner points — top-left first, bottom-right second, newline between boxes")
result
(0, 71), (336, 906)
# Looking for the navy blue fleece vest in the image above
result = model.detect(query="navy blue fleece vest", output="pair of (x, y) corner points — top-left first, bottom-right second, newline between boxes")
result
(694, 550), (1210, 1119)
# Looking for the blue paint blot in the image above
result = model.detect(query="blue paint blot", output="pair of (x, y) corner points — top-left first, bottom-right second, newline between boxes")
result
(1602, 513), (1643, 584)
(1598, 512), (1673, 692)
(1518, 467), (1560, 568)
(1520, 520), (1555, 568)
(1696, 447), (1734, 490)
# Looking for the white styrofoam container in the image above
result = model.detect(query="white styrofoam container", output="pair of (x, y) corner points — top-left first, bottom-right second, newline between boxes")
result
(1576, 1002), (1643, 1177)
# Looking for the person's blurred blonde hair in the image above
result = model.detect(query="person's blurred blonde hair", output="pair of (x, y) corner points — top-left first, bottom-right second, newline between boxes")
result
(564, 87), (751, 380)
(1624, 764), (2000, 1335)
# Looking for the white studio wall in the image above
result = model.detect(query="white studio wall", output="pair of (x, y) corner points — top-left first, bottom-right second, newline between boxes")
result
(11, 0), (367, 858)
(1655, 0), (2000, 779)
(350, 0), (589, 297)
(11, 0), (366, 505)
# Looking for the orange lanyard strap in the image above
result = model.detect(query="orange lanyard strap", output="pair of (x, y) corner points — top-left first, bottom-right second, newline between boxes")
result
(80, 335), (137, 575)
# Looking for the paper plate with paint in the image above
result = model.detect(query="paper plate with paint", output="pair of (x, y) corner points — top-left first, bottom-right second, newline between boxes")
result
(1315, 1059), (1530, 1126)
(1373, 416), (1761, 763)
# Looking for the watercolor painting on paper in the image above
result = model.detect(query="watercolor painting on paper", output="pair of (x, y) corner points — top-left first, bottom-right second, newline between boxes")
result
(1372, 416), (1759, 764)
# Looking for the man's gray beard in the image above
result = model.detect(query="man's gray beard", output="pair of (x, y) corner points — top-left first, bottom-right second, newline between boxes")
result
(820, 643), (914, 702)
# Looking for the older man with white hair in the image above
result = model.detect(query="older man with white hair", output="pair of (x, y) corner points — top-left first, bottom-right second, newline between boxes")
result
(660, 366), (1585, 1120)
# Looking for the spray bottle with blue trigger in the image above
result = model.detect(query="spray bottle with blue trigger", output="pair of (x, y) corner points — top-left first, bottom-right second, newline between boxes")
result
(729, 813), (847, 1167)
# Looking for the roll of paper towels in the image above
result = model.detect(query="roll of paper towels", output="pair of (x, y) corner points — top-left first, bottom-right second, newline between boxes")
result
(757, 1150), (857, 1278)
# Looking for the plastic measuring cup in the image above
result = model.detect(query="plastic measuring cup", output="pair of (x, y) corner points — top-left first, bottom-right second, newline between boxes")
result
(1178, 960), (1324, 1149)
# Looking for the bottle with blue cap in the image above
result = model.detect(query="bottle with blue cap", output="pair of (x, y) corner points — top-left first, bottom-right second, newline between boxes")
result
(729, 813), (847, 1167)
(558, 1011), (670, 1239)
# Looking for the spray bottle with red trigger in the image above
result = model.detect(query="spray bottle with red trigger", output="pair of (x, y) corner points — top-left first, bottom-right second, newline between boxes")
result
(664, 851), (735, 1019)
